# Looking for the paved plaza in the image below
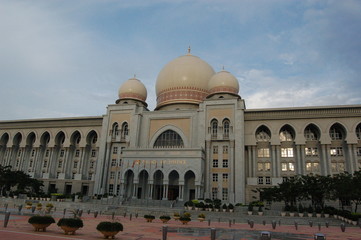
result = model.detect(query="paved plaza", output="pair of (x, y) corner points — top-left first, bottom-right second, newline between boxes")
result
(1, 210), (361, 240)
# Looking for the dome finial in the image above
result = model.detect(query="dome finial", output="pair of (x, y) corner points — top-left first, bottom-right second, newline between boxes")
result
(187, 46), (191, 54)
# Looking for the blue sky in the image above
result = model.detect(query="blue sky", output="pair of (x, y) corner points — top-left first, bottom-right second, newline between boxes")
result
(0, 0), (360, 120)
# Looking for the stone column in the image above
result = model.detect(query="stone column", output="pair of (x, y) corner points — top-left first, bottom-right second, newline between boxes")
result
(347, 144), (355, 173)
(296, 145), (302, 175)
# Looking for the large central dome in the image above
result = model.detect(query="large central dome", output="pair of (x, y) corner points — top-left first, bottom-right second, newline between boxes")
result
(155, 52), (215, 110)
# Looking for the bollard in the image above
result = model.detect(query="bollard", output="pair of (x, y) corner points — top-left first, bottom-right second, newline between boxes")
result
(340, 223), (345, 232)
(325, 222), (329, 228)
(233, 219), (235, 224)
(4, 211), (11, 228)
(112, 212), (115, 220)
(94, 211), (98, 218)
(278, 220), (281, 226)
(136, 213), (138, 218)
(211, 228), (216, 240)
(249, 220), (254, 228)
(162, 225), (168, 240)
(294, 221), (298, 230)
(87, 209), (90, 214)
(18, 204), (23, 214)
(208, 219), (211, 226)
(309, 221), (313, 227)
(4, 203), (8, 211)
(314, 233), (326, 240)
(260, 231), (271, 240)
(31, 206), (36, 213)
(218, 217), (220, 223)
(63, 208), (67, 217)
(130, 213), (132, 221)
(318, 223), (321, 231)
(79, 209), (83, 217)
(263, 220), (266, 225)
(229, 219), (232, 227)
(124, 212), (126, 217)
(271, 220), (276, 230)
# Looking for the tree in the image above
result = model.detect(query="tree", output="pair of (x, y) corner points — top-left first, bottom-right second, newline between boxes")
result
(300, 175), (332, 209)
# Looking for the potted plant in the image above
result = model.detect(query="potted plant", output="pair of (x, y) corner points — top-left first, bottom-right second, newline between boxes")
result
(258, 206), (264, 216)
(198, 213), (205, 222)
(180, 212), (191, 225)
(144, 214), (155, 222)
(28, 215), (55, 232)
(96, 221), (123, 239)
(247, 204), (253, 215)
(25, 201), (32, 209)
(36, 203), (42, 210)
(45, 203), (54, 213)
(289, 205), (297, 217)
(298, 204), (304, 217)
(57, 218), (84, 235)
(159, 215), (171, 223)
(315, 206), (322, 218)
(222, 203), (227, 212)
(215, 204), (221, 212)
(228, 203), (234, 213)
(208, 204), (214, 211)
(173, 212), (180, 221)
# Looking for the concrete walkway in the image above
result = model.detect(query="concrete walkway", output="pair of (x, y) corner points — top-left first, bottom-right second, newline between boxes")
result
(1, 211), (361, 240)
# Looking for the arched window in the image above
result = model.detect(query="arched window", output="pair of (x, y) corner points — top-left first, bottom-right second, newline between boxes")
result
(112, 123), (119, 138)
(279, 125), (295, 142)
(154, 130), (184, 148)
(121, 122), (129, 139)
(223, 119), (230, 138)
(304, 124), (320, 141)
(329, 123), (345, 140)
(356, 123), (361, 140)
(256, 126), (271, 142)
(211, 119), (218, 138)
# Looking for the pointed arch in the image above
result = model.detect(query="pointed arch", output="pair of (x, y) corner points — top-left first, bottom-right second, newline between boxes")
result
(40, 132), (50, 146)
(26, 132), (36, 146)
(121, 122), (129, 140)
(0, 133), (9, 146)
(13, 132), (22, 145)
(222, 118), (230, 138)
(279, 124), (295, 142)
(304, 123), (321, 141)
(355, 123), (361, 140)
(55, 131), (66, 146)
(329, 123), (346, 140)
(70, 131), (81, 145)
(210, 118), (218, 138)
(255, 125), (271, 142)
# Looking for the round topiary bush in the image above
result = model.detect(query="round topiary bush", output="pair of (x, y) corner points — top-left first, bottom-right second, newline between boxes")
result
(57, 218), (84, 228)
(96, 221), (123, 232)
(28, 215), (55, 224)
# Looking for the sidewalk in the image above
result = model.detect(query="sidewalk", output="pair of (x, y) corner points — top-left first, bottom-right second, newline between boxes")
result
(1, 212), (361, 240)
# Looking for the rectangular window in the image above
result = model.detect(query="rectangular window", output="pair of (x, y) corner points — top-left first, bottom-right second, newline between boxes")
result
(110, 172), (115, 179)
(222, 188), (228, 201)
(331, 162), (337, 172)
(113, 147), (118, 154)
(58, 161), (62, 168)
(281, 148), (294, 157)
(222, 173), (228, 182)
(223, 146), (228, 154)
(314, 162), (320, 172)
(75, 150), (80, 157)
(29, 160), (33, 168)
(222, 159), (228, 168)
(72, 173), (76, 179)
(212, 159), (218, 168)
(120, 147), (125, 154)
(257, 163), (263, 172)
(212, 173), (218, 182)
(281, 162), (288, 171)
(111, 159), (116, 167)
(109, 184), (114, 194)
(73, 161), (78, 168)
(338, 162), (345, 172)
(90, 161), (95, 169)
(56, 172), (60, 178)
(257, 148), (270, 157)
(289, 162), (295, 171)
(306, 162), (312, 172)
(45, 150), (50, 157)
(43, 161), (47, 168)
(60, 150), (65, 157)
(258, 176), (264, 184)
(330, 147), (343, 156)
(212, 187), (218, 200)
(265, 176), (271, 185)
(119, 159), (122, 166)
(264, 162), (271, 171)
(88, 173), (93, 180)
(116, 185), (120, 195)
(18, 150), (22, 157)
(213, 146), (218, 154)
(305, 147), (318, 156)
(16, 160), (19, 167)
(31, 150), (35, 157)
(91, 150), (96, 157)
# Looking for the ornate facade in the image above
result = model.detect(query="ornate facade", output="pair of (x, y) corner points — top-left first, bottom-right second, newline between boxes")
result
(1, 51), (361, 203)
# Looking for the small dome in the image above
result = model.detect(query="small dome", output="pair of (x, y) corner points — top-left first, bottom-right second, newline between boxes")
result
(118, 77), (147, 103)
(208, 70), (239, 97)
(155, 52), (215, 109)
